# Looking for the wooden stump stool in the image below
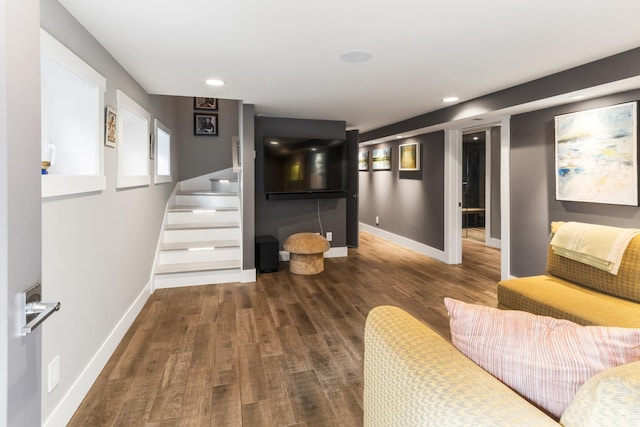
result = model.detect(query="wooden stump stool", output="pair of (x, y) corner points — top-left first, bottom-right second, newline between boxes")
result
(283, 232), (330, 275)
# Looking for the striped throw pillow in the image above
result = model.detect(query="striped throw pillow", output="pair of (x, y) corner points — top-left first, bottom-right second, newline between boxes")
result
(444, 298), (640, 419)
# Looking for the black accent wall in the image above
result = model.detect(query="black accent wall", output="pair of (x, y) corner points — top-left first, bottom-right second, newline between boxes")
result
(255, 116), (348, 249)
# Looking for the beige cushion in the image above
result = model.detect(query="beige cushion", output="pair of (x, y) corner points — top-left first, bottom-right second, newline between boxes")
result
(546, 234), (640, 303)
(445, 298), (640, 419)
(560, 361), (640, 426)
(498, 275), (640, 327)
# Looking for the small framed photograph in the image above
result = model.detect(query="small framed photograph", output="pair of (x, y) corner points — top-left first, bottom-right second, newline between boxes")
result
(194, 113), (218, 136)
(399, 142), (420, 171)
(358, 149), (369, 171)
(194, 97), (218, 110)
(105, 106), (117, 147)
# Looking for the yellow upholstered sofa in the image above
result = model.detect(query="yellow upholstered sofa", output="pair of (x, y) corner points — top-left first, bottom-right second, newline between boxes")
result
(498, 225), (640, 328)
(363, 305), (640, 427)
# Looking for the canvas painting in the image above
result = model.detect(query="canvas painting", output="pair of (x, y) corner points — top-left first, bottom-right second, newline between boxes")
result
(399, 142), (420, 171)
(555, 102), (638, 205)
(358, 149), (369, 171)
(372, 147), (391, 170)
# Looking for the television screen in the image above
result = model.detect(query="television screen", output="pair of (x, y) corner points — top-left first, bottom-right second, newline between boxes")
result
(263, 136), (348, 199)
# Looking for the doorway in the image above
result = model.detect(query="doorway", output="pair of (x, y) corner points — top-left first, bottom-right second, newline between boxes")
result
(460, 125), (502, 264)
(462, 131), (486, 243)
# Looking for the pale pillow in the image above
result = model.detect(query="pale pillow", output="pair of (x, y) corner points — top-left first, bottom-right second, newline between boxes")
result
(444, 298), (640, 419)
(560, 361), (640, 427)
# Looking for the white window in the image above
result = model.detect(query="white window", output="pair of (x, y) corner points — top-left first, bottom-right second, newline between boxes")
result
(40, 29), (106, 198)
(116, 90), (150, 188)
(154, 119), (172, 184)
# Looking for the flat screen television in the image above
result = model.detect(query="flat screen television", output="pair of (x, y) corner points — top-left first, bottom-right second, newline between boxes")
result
(263, 136), (348, 200)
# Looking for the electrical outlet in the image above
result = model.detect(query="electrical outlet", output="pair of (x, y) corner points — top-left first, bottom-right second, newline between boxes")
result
(48, 355), (60, 393)
(326, 232), (333, 242)
(375, 216), (379, 225)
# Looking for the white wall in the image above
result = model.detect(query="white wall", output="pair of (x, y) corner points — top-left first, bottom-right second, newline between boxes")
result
(40, 1), (180, 424)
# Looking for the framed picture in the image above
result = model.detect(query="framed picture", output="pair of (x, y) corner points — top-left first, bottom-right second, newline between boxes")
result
(105, 106), (117, 147)
(358, 149), (369, 171)
(194, 113), (218, 136)
(555, 101), (638, 206)
(399, 142), (420, 171)
(372, 147), (391, 170)
(194, 97), (217, 110)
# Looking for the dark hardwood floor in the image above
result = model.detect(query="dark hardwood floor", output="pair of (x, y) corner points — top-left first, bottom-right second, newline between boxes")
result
(69, 232), (500, 426)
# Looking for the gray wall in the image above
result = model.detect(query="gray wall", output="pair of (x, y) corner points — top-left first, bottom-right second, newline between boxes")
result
(177, 97), (240, 181)
(359, 132), (445, 250)
(255, 117), (347, 249)
(242, 104), (256, 269)
(490, 126), (501, 240)
(40, 0), (180, 422)
(510, 89), (640, 276)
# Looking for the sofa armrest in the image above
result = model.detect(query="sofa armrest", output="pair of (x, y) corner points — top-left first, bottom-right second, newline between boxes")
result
(364, 306), (559, 427)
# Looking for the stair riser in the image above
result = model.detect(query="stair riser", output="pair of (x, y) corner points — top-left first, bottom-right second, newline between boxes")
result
(175, 194), (239, 208)
(167, 210), (240, 225)
(157, 247), (241, 264)
(154, 269), (242, 288)
(210, 182), (239, 192)
(162, 227), (240, 243)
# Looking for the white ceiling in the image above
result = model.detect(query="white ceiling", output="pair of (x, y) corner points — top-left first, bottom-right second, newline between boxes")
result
(58, 0), (640, 133)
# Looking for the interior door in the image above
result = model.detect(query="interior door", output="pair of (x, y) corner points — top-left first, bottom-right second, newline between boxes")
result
(1, 1), (43, 425)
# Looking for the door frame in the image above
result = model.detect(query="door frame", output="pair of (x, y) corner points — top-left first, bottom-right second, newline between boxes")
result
(445, 116), (511, 280)
(2, 1), (43, 425)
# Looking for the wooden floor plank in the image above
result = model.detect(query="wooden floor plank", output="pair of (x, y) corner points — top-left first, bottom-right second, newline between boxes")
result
(68, 232), (500, 426)
(210, 382), (242, 427)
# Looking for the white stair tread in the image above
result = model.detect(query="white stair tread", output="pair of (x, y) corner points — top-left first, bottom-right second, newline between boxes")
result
(155, 260), (241, 274)
(164, 222), (240, 230)
(159, 240), (240, 251)
(170, 205), (239, 212)
(177, 191), (238, 196)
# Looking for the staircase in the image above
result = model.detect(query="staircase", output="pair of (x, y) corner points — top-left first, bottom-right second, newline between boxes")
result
(153, 176), (243, 288)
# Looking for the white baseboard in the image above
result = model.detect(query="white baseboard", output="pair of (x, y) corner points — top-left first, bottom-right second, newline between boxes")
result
(241, 268), (256, 283)
(487, 237), (501, 249)
(43, 283), (152, 427)
(279, 246), (348, 262)
(359, 222), (447, 263)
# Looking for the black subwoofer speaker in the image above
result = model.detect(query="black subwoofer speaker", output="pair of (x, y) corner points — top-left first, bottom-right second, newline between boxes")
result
(255, 235), (279, 273)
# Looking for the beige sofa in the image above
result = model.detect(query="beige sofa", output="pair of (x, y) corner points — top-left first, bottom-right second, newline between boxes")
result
(498, 226), (640, 328)
(363, 305), (640, 426)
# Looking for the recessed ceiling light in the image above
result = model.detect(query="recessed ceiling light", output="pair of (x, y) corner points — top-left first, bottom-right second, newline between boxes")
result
(443, 96), (459, 103)
(340, 51), (372, 64)
(205, 79), (224, 86)
(396, 135), (403, 139)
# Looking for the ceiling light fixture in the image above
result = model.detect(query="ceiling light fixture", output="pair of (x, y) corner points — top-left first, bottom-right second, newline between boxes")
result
(443, 96), (459, 103)
(340, 51), (372, 64)
(570, 94), (586, 100)
(205, 79), (225, 86)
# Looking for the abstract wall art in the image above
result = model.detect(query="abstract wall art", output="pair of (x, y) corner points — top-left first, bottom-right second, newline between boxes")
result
(555, 102), (638, 205)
